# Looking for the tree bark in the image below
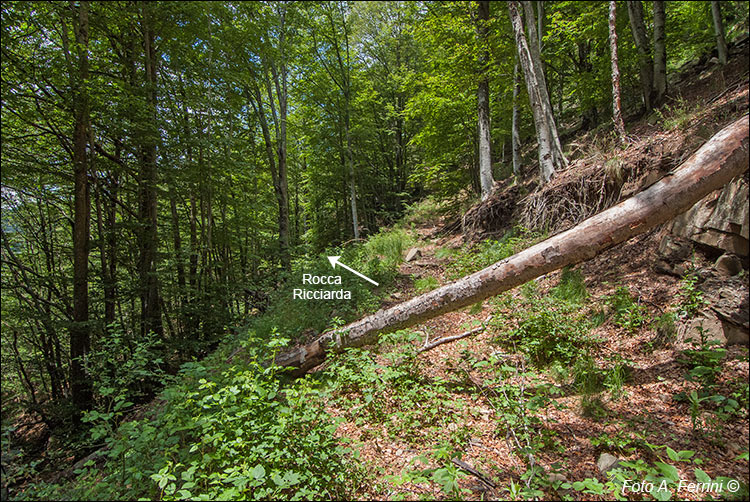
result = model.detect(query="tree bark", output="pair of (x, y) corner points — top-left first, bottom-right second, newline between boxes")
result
(627, 0), (653, 111)
(477, 0), (494, 200)
(652, 0), (667, 106)
(609, 1), (626, 139)
(512, 61), (522, 178)
(138, 1), (163, 338)
(509, 1), (556, 183)
(522, 1), (567, 171)
(710, 1), (728, 65)
(275, 115), (749, 375)
(169, 189), (186, 302)
(70, 0), (93, 415)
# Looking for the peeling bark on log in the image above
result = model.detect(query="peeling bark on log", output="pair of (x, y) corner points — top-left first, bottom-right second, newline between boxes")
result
(276, 116), (749, 375)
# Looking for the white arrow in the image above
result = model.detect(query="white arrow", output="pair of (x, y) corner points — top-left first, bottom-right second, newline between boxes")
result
(327, 256), (379, 286)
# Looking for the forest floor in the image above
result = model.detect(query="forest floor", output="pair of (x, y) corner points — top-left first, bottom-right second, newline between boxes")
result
(313, 50), (750, 500)
(321, 219), (748, 500)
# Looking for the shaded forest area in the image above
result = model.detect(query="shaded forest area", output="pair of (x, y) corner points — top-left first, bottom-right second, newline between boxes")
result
(1, 1), (749, 500)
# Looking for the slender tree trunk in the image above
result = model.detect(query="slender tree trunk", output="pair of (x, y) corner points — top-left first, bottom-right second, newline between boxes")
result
(169, 189), (186, 297)
(275, 116), (749, 375)
(522, 1), (567, 171)
(95, 178), (110, 329)
(711, 1), (728, 65)
(70, 0), (93, 416)
(270, 10), (291, 272)
(609, 1), (626, 139)
(249, 77), (291, 271)
(104, 150), (119, 326)
(138, 2), (163, 338)
(345, 103), (359, 239)
(509, 1), (557, 183)
(627, 0), (654, 111)
(511, 61), (522, 178)
(652, 0), (667, 106)
(477, 0), (494, 199)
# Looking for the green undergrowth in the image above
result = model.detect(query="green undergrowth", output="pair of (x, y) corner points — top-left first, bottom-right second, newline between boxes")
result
(18, 220), (750, 501)
(20, 336), (363, 501)
(253, 227), (415, 342)
(446, 226), (545, 280)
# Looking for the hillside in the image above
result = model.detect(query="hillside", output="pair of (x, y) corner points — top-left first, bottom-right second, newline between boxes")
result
(5, 39), (748, 502)
(2, 2), (749, 501)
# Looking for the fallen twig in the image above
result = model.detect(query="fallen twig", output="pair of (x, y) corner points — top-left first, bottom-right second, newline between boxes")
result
(451, 458), (497, 489)
(417, 315), (493, 354)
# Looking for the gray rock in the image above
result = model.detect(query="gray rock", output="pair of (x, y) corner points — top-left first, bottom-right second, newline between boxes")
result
(704, 276), (750, 346)
(715, 253), (743, 276)
(680, 310), (726, 345)
(548, 472), (567, 484)
(722, 321), (749, 346)
(670, 177), (749, 257)
(404, 247), (421, 262)
(597, 453), (622, 474)
(654, 234), (693, 276)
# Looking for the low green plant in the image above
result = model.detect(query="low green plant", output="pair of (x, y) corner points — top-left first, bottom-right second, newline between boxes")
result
(677, 269), (706, 320)
(656, 96), (694, 131)
(563, 444), (745, 502)
(654, 311), (678, 347)
(402, 196), (445, 226)
(552, 266), (588, 305)
(434, 246), (457, 260)
(520, 279), (539, 300)
(680, 325), (726, 389)
(447, 226), (543, 279)
(590, 430), (639, 455)
(573, 355), (605, 396)
(362, 227), (415, 269)
(500, 297), (592, 367)
(604, 286), (649, 333)
(413, 276), (440, 293)
(36, 333), (364, 501)
(688, 389), (710, 432)
(604, 355), (632, 400)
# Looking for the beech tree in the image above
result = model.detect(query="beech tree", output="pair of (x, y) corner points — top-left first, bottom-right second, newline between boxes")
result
(509, 0), (567, 183)
(653, 0), (667, 105)
(609, 0), (626, 139)
(68, 0), (94, 414)
(476, 0), (494, 199)
(711, 1), (728, 65)
(627, 0), (654, 112)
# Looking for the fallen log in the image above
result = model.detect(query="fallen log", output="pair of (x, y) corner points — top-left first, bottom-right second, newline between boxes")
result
(276, 115), (749, 375)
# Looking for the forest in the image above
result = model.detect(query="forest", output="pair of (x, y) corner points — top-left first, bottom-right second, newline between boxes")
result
(1, 1), (749, 500)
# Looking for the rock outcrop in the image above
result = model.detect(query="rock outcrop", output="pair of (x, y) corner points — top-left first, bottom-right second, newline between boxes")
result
(670, 175), (749, 258)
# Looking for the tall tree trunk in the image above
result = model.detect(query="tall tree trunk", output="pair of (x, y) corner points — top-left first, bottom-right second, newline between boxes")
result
(70, 0), (93, 416)
(275, 116), (749, 375)
(345, 101), (359, 239)
(512, 62), (522, 178)
(104, 152), (119, 326)
(522, 1), (567, 171)
(138, 2), (163, 338)
(652, 0), (667, 106)
(248, 79), (290, 270)
(710, 1), (728, 65)
(627, 0), (654, 111)
(169, 189), (186, 305)
(477, 0), (494, 200)
(609, 1), (626, 139)
(269, 8), (291, 272)
(509, 1), (557, 183)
